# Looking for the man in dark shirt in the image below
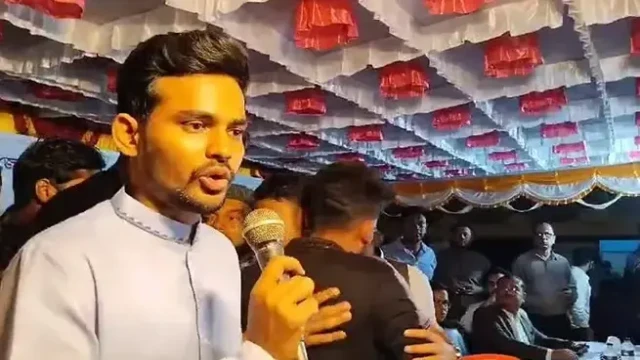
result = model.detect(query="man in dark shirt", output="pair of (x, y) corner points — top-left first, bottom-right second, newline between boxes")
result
(242, 162), (427, 360)
(434, 225), (491, 320)
(0, 139), (106, 270)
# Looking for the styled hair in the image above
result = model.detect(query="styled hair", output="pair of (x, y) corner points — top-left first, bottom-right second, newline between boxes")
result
(302, 162), (395, 232)
(431, 282), (448, 293)
(117, 27), (249, 120)
(483, 267), (510, 285)
(12, 138), (105, 207)
(253, 173), (308, 202)
(226, 184), (254, 205)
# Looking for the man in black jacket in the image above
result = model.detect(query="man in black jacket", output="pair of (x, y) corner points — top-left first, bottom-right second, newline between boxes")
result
(242, 162), (427, 360)
(472, 275), (583, 360)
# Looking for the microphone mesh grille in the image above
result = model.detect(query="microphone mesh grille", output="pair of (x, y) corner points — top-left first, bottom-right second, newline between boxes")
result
(243, 208), (285, 247)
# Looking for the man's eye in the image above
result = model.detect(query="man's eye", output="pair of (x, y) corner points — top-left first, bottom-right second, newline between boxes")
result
(183, 121), (206, 131)
(231, 128), (246, 137)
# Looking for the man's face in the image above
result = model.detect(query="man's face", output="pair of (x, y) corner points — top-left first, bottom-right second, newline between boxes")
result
(207, 198), (251, 247)
(533, 223), (556, 250)
(254, 198), (302, 244)
(402, 214), (427, 249)
(452, 226), (473, 247)
(433, 289), (450, 323)
(496, 277), (525, 308)
(114, 74), (246, 216)
(487, 272), (505, 295)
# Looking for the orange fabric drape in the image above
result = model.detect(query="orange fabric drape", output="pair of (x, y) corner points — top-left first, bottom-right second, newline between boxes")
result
(393, 163), (640, 196)
(0, 111), (116, 151)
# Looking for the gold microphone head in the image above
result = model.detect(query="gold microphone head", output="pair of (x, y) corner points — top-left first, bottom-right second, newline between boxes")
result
(242, 208), (285, 249)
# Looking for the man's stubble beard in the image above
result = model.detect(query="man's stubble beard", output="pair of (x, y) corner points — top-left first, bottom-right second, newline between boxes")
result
(171, 172), (236, 216)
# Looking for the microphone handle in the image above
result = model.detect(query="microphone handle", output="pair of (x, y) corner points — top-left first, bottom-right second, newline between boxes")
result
(298, 341), (309, 360)
(254, 241), (308, 359)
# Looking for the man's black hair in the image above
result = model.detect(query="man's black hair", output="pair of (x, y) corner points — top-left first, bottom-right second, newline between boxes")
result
(116, 27), (249, 120)
(301, 162), (395, 232)
(431, 282), (449, 293)
(483, 267), (510, 285)
(12, 138), (105, 207)
(253, 173), (308, 202)
(226, 184), (254, 205)
(573, 247), (595, 267)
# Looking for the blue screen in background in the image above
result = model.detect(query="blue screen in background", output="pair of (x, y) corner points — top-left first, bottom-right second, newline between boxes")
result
(599, 240), (640, 275)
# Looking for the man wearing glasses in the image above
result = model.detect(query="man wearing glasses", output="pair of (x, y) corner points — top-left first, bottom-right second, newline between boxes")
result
(472, 275), (585, 360)
(512, 223), (577, 339)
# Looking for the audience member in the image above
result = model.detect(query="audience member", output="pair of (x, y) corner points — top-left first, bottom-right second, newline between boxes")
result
(252, 173), (307, 243)
(460, 267), (508, 334)
(243, 162), (453, 359)
(432, 283), (469, 356)
(569, 247), (594, 341)
(0, 28), (317, 360)
(204, 184), (254, 266)
(473, 276), (581, 360)
(364, 231), (437, 328)
(512, 222), (576, 339)
(624, 244), (640, 279)
(23, 160), (124, 241)
(382, 210), (437, 280)
(435, 224), (492, 319)
(0, 138), (105, 270)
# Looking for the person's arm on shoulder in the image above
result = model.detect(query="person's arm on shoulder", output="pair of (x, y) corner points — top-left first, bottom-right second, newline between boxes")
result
(0, 241), (98, 360)
(372, 264), (424, 359)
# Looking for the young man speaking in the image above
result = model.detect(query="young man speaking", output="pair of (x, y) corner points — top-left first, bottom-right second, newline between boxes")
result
(0, 29), (317, 360)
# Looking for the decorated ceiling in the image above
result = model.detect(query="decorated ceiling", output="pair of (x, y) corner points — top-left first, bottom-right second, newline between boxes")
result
(1, 0), (640, 181)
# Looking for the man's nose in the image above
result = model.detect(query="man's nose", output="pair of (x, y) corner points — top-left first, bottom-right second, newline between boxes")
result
(205, 128), (232, 161)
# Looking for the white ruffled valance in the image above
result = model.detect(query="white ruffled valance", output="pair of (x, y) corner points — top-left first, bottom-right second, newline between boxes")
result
(397, 173), (640, 212)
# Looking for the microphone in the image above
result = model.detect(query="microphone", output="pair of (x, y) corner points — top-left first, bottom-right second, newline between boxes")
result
(242, 209), (309, 360)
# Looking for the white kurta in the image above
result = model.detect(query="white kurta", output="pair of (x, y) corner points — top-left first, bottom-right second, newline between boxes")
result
(0, 188), (272, 360)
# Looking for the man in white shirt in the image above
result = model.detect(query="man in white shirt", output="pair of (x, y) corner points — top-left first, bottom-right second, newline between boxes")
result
(0, 28), (317, 360)
(569, 248), (594, 341)
(460, 267), (507, 334)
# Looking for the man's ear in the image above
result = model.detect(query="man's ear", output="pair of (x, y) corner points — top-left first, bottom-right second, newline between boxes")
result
(34, 178), (57, 204)
(112, 113), (140, 157)
(358, 218), (377, 246)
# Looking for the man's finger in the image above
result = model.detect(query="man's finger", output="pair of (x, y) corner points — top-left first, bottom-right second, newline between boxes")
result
(404, 343), (443, 355)
(313, 288), (341, 305)
(305, 331), (347, 346)
(306, 309), (352, 333)
(253, 256), (305, 294)
(315, 302), (351, 317)
(404, 329), (445, 343)
(287, 297), (319, 328)
(268, 276), (315, 308)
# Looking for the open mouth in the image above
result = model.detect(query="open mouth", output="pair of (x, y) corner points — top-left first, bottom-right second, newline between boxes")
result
(198, 170), (230, 194)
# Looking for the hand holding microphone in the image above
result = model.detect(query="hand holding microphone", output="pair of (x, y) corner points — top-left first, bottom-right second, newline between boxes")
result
(244, 256), (319, 360)
(243, 209), (319, 360)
